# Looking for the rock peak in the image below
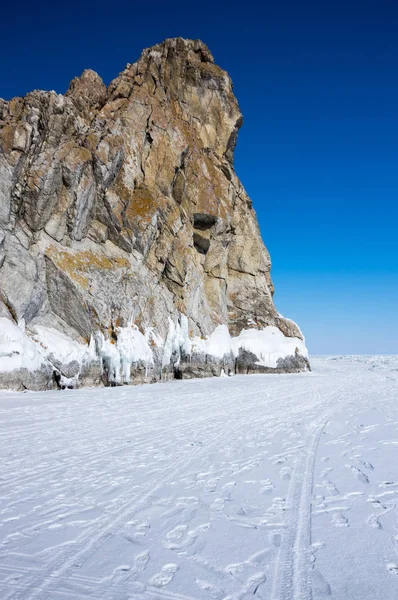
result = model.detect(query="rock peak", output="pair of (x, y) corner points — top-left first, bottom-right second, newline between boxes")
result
(107, 37), (239, 163)
(140, 37), (215, 63)
(66, 69), (106, 116)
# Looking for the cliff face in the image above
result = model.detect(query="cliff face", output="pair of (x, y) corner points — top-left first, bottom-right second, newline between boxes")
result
(0, 38), (309, 390)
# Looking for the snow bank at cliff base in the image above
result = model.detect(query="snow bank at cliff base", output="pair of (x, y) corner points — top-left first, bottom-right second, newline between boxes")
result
(0, 318), (45, 372)
(233, 327), (308, 368)
(32, 325), (96, 366)
(160, 318), (308, 370)
(0, 314), (309, 388)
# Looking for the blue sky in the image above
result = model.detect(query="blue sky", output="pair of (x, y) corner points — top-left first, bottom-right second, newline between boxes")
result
(1, 0), (397, 354)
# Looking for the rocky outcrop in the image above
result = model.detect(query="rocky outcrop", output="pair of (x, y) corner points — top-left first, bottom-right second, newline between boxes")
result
(0, 38), (309, 390)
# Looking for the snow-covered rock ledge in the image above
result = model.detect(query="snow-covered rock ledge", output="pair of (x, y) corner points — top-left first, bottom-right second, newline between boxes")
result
(0, 315), (309, 391)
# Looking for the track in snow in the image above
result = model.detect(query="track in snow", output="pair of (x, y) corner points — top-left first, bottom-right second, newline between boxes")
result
(271, 384), (346, 600)
(0, 356), (397, 599)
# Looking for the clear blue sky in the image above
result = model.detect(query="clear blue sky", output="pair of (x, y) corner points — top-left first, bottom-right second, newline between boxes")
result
(1, 0), (397, 354)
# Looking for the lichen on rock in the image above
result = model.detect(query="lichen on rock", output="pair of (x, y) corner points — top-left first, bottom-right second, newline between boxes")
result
(0, 37), (309, 390)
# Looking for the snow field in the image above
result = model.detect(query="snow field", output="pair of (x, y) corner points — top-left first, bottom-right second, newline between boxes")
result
(0, 356), (397, 599)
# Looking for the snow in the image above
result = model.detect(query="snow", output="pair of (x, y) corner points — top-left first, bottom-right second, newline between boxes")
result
(1, 356), (397, 599)
(32, 325), (96, 365)
(191, 324), (233, 358)
(0, 313), (308, 384)
(162, 316), (190, 369)
(117, 326), (154, 380)
(0, 317), (44, 372)
(96, 324), (154, 384)
(232, 326), (308, 368)
(166, 318), (307, 368)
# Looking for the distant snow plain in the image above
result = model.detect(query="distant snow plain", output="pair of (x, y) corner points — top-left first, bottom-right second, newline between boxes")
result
(0, 356), (397, 600)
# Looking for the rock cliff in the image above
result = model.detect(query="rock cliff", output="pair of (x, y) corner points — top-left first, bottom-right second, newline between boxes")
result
(0, 38), (309, 390)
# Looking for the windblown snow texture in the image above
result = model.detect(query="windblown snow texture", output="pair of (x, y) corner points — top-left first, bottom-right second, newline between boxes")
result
(0, 356), (397, 598)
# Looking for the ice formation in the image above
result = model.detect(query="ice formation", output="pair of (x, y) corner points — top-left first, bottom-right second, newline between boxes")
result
(0, 314), (308, 389)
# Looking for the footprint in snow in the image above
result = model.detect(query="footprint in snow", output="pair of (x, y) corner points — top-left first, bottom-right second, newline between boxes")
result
(366, 514), (382, 529)
(131, 550), (150, 573)
(196, 522), (211, 532)
(166, 525), (188, 540)
(273, 456), (287, 465)
(260, 479), (275, 494)
(332, 513), (349, 527)
(127, 521), (151, 539)
(320, 467), (334, 478)
(270, 531), (282, 547)
(272, 497), (286, 512)
(387, 563), (398, 575)
(195, 578), (224, 599)
(280, 467), (292, 481)
(211, 498), (225, 511)
(113, 564), (131, 575)
(311, 569), (332, 596)
(359, 459), (374, 470)
(175, 495), (199, 507)
(224, 571), (267, 598)
(150, 563), (179, 587)
(323, 480), (340, 496)
(225, 562), (246, 575)
(367, 498), (387, 509)
(312, 541), (326, 552)
(244, 572), (267, 596)
(221, 481), (236, 499)
(164, 522), (209, 552)
(204, 478), (219, 492)
(348, 465), (369, 484)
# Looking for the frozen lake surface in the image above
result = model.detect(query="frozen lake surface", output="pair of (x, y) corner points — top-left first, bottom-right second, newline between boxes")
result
(0, 356), (397, 599)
